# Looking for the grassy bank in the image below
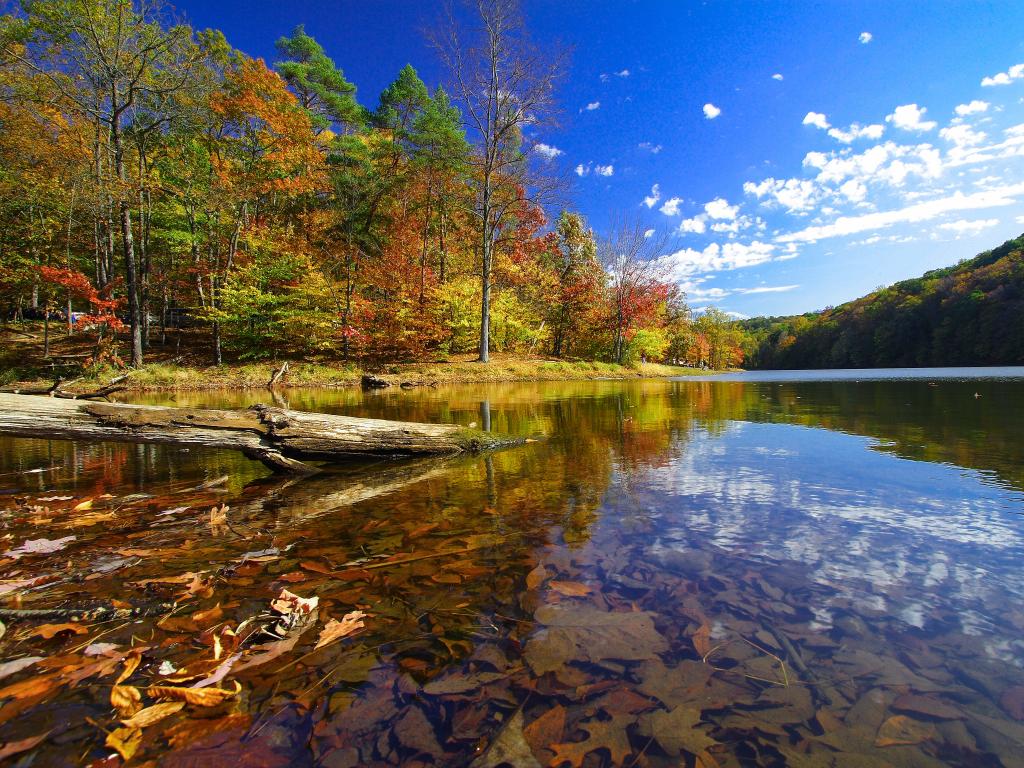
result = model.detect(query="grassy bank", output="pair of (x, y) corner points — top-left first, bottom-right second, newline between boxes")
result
(1, 324), (712, 392)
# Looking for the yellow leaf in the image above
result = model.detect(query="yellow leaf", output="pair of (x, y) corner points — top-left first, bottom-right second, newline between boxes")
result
(110, 685), (142, 718)
(115, 652), (142, 685)
(105, 726), (142, 761)
(147, 681), (241, 706)
(121, 701), (185, 729)
(72, 499), (93, 511)
(314, 611), (367, 650)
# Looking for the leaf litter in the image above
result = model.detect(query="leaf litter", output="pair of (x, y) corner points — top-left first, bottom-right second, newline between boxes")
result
(0, 448), (1022, 767)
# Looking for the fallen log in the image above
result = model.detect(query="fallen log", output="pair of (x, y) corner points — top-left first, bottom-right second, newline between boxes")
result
(0, 393), (520, 475)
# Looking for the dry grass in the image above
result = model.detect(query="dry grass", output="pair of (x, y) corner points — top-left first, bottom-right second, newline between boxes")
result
(1, 324), (712, 392)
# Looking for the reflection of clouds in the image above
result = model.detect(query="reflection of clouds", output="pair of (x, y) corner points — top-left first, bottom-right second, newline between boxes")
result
(633, 423), (1024, 663)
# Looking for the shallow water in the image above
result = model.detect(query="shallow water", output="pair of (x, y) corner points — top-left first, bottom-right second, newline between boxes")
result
(1, 374), (1023, 766)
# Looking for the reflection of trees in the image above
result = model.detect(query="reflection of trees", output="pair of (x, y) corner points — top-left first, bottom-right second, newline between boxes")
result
(687, 380), (1024, 492)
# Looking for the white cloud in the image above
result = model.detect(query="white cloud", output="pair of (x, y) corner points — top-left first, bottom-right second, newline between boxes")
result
(703, 103), (721, 120)
(981, 63), (1024, 87)
(594, 164), (614, 177)
(744, 177), (819, 212)
(643, 228), (655, 238)
(859, 32), (873, 44)
(886, 104), (937, 132)
(616, 69), (631, 78)
(940, 124), (987, 149)
(839, 179), (867, 202)
(776, 183), (1024, 243)
(658, 241), (777, 280)
(678, 216), (707, 234)
(704, 197), (739, 220)
(803, 111), (831, 130)
(938, 218), (999, 236)
(742, 284), (799, 294)
(803, 141), (942, 188)
(955, 100), (989, 116)
(584, 101), (601, 111)
(533, 143), (563, 160)
(638, 142), (662, 154)
(575, 163), (590, 177)
(772, 73), (784, 81)
(643, 183), (661, 208)
(827, 123), (885, 144)
(660, 196), (684, 216)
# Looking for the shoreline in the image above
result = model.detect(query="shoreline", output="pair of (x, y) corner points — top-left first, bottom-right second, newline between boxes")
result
(2, 358), (720, 394)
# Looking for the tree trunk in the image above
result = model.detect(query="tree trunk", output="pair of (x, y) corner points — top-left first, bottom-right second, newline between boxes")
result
(0, 394), (521, 475)
(112, 121), (143, 368)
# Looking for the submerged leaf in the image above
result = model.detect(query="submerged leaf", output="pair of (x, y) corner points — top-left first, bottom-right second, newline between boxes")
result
(524, 605), (667, 674)
(121, 701), (185, 729)
(105, 726), (142, 761)
(148, 681), (241, 706)
(314, 611), (366, 649)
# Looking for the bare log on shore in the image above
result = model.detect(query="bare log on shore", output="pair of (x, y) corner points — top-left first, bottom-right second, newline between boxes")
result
(0, 393), (520, 475)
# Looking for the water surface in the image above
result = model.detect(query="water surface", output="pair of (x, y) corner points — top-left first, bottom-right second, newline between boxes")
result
(1, 373), (1023, 766)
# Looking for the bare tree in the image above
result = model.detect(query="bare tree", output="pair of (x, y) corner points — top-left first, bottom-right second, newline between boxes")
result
(432, 0), (567, 362)
(601, 216), (671, 365)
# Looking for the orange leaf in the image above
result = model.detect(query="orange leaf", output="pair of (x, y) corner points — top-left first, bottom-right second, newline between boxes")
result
(148, 681), (241, 706)
(121, 701), (185, 729)
(314, 611), (367, 650)
(525, 565), (547, 590)
(692, 623), (713, 657)
(110, 685), (142, 718)
(549, 581), (593, 597)
(31, 623), (87, 640)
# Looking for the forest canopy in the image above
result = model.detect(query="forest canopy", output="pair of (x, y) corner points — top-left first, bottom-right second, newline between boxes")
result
(0, 0), (743, 371)
(740, 233), (1024, 369)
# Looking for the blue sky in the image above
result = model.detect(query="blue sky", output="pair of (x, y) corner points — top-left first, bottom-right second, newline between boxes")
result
(175, 1), (1024, 318)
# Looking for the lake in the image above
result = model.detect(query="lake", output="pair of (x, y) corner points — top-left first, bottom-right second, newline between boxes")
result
(1, 371), (1023, 766)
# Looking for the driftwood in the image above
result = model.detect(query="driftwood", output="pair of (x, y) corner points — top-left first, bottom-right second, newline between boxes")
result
(267, 361), (289, 389)
(0, 393), (518, 475)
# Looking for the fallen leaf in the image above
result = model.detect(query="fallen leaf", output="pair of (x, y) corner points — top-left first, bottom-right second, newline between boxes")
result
(0, 656), (43, 681)
(637, 705), (716, 756)
(525, 564), (547, 590)
(1001, 685), (1024, 721)
(549, 581), (593, 597)
(314, 611), (367, 649)
(0, 732), (49, 760)
(550, 712), (634, 768)
(110, 685), (142, 718)
(394, 705), (443, 758)
(121, 701), (185, 729)
(31, 623), (88, 640)
(105, 727), (141, 761)
(522, 705), (565, 763)
(692, 622), (713, 657)
(4, 536), (76, 559)
(271, 588), (319, 616)
(875, 715), (937, 747)
(471, 710), (541, 768)
(524, 605), (668, 674)
(892, 693), (964, 721)
(72, 499), (94, 511)
(148, 681), (241, 706)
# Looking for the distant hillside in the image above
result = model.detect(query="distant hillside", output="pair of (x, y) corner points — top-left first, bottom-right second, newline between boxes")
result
(740, 233), (1024, 369)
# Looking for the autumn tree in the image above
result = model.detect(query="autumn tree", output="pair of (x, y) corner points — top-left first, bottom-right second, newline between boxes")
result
(11, 0), (197, 367)
(601, 217), (671, 365)
(433, 0), (566, 362)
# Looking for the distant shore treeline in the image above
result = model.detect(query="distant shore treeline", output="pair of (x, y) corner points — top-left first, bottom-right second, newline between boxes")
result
(739, 233), (1024, 369)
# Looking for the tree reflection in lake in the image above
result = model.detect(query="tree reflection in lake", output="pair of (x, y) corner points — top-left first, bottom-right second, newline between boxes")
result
(0, 376), (1022, 766)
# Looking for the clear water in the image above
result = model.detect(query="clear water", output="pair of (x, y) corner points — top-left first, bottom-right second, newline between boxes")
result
(1, 373), (1023, 766)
